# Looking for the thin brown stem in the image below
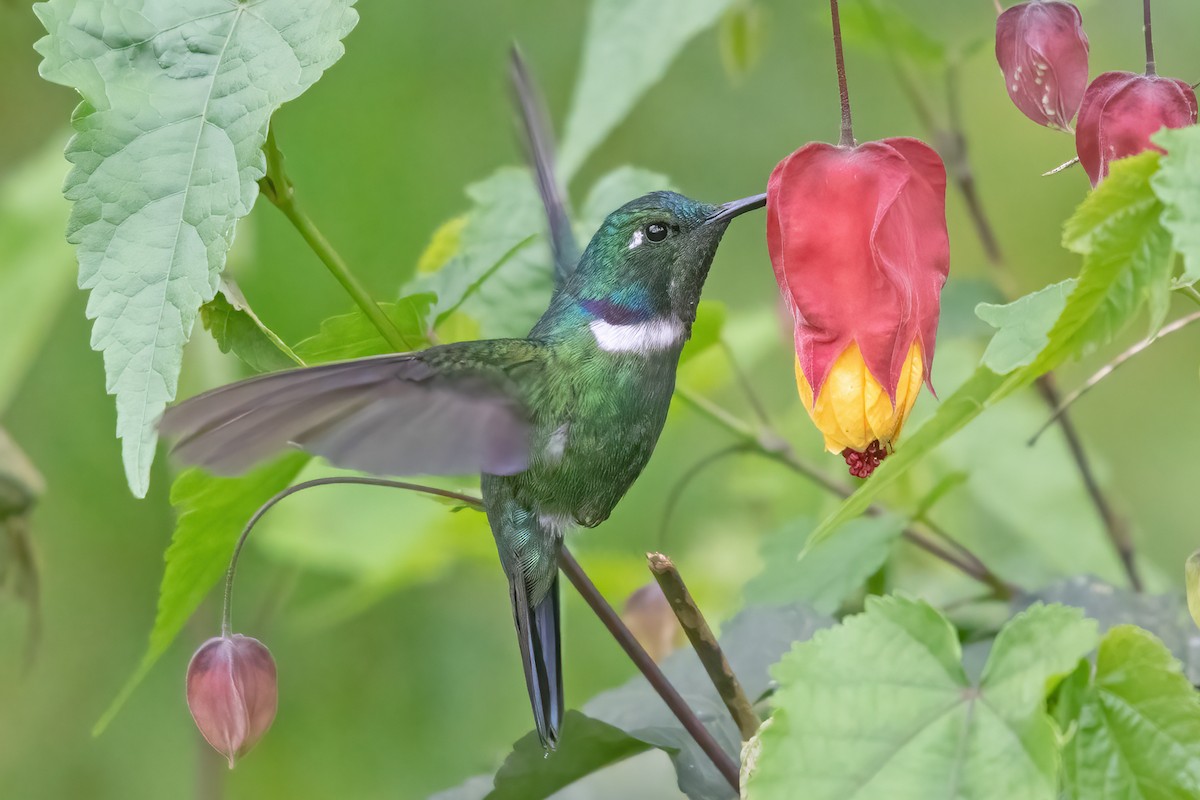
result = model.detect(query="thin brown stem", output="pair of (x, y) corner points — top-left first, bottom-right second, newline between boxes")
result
(829, 0), (856, 147)
(647, 552), (761, 741)
(1143, 0), (1156, 76)
(658, 444), (750, 550)
(221, 477), (483, 636)
(674, 387), (1016, 598)
(1032, 310), (1200, 442)
(1034, 377), (1142, 591)
(559, 548), (741, 791)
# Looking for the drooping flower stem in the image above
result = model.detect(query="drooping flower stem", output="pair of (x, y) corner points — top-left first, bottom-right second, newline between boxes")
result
(1143, 0), (1156, 76)
(220, 477), (483, 637)
(829, 0), (856, 147)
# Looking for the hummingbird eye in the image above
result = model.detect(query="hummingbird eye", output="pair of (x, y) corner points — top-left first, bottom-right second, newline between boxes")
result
(645, 223), (669, 243)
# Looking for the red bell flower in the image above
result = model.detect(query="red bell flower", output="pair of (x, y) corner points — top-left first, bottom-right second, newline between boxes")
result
(995, 1), (1090, 131)
(767, 138), (949, 478)
(1075, 71), (1198, 186)
(186, 634), (278, 767)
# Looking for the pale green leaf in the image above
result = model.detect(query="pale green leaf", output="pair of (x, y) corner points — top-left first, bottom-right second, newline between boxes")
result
(1059, 626), (1200, 800)
(201, 279), (303, 373)
(679, 301), (725, 365)
(559, 0), (737, 180)
(1152, 125), (1200, 284)
(744, 514), (905, 613)
(747, 598), (1097, 800)
(412, 168), (549, 339)
(95, 452), (308, 734)
(294, 295), (435, 363)
(976, 279), (1077, 374)
(580, 166), (673, 232)
(34, 0), (359, 496)
(718, 2), (765, 81)
(0, 140), (76, 415)
(837, 0), (946, 69)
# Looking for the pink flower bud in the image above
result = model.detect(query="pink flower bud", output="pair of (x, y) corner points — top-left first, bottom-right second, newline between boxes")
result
(767, 138), (949, 478)
(1075, 71), (1198, 186)
(995, 1), (1090, 131)
(186, 634), (278, 767)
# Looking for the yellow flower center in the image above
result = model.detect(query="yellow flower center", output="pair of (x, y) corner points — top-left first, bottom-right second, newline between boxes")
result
(795, 341), (924, 455)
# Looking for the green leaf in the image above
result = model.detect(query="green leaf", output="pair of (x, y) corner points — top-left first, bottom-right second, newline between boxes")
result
(580, 166), (674, 231)
(34, 0), (359, 497)
(0, 140), (77, 415)
(1023, 576), (1200, 685)
(587, 602), (832, 799)
(805, 154), (1174, 552)
(718, 2), (765, 81)
(836, 0), (946, 69)
(679, 301), (726, 365)
(1059, 151), (1172, 344)
(1058, 626), (1200, 799)
(976, 279), (1077, 374)
(744, 515), (906, 613)
(466, 711), (653, 800)
(412, 168), (549, 339)
(747, 599), (1098, 800)
(294, 294), (435, 363)
(201, 279), (303, 373)
(95, 453), (308, 734)
(558, 0), (738, 180)
(1152, 125), (1200, 284)
(417, 216), (469, 275)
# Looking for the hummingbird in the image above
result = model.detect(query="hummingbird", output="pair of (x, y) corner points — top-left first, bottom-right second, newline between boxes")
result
(159, 51), (765, 749)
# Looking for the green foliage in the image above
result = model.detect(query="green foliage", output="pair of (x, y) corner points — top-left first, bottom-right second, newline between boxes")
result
(558, 0), (738, 180)
(976, 279), (1076, 374)
(201, 280), (304, 373)
(718, 2), (765, 81)
(746, 599), (1098, 800)
(34, 0), (359, 496)
(835, 0), (946, 69)
(96, 453), (309, 734)
(679, 301), (726, 365)
(0, 142), (76, 414)
(413, 168), (548, 339)
(1152, 125), (1200, 285)
(744, 515), (905, 613)
(293, 295), (435, 362)
(1056, 626), (1200, 799)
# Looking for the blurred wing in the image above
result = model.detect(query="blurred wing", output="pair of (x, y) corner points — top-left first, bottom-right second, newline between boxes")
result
(159, 347), (538, 478)
(509, 46), (580, 287)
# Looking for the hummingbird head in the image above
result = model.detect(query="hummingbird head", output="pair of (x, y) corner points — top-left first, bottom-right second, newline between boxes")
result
(569, 191), (765, 329)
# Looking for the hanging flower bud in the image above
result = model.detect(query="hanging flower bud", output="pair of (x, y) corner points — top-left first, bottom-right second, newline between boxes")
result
(186, 634), (278, 767)
(622, 582), (680, 663)
(767, 138), (949, 478)
(995, 1), (1090, 131)
(1075, 71), (1198, 186)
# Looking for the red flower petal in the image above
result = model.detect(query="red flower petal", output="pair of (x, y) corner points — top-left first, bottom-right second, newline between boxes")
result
(1076, 71), (1198, 186)
(995, 1), (1090, 130)
(766, 138), (949, 403)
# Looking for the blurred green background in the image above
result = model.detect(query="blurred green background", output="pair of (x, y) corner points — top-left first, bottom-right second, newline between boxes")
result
(1, 1), (1199, 798)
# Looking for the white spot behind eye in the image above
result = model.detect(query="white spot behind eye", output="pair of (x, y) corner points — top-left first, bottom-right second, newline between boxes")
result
(628, 229), (645, 250)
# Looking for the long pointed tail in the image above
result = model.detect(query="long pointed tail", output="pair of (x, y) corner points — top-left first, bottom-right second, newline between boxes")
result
(510, 573), (563, 749)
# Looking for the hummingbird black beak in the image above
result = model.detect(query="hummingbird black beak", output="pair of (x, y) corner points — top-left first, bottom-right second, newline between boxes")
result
(706, 193), (767, 225)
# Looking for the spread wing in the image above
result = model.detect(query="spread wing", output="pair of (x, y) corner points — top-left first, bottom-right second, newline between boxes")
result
(159, 342), (543, 478)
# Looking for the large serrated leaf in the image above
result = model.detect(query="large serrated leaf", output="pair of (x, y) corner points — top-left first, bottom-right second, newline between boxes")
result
(558, 0), (738, 180)
(746, 599), (1098, 800)
(34, 0), (359, 496)
(1152, 125), (1200, 285)
(1057, 626), (1200, 800)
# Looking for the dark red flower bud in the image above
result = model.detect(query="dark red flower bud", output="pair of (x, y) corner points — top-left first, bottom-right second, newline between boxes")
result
(767, 138), (949, 478)
(1076, 71), (1198, 186)
(995, 1), (1090, 131)
(186, 634), (278, 767)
